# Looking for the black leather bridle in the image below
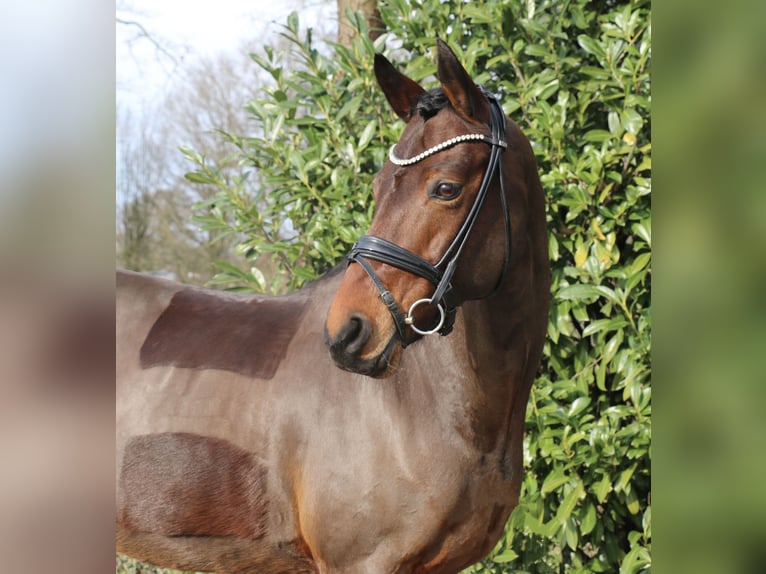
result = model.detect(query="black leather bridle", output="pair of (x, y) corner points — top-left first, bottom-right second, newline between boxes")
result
(347, 91), (512, 347)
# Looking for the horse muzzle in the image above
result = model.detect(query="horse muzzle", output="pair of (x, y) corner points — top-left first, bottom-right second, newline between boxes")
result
(324, 315), (401, 378)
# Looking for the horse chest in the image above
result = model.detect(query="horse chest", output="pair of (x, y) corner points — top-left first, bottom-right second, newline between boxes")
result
(297, 409), (513, 572)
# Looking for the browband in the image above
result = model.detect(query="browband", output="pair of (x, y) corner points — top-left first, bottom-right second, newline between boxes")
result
(389, 133), (507, 167)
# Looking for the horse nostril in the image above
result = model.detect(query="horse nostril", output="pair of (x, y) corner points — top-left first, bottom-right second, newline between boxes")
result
(335, 315), (372, 356)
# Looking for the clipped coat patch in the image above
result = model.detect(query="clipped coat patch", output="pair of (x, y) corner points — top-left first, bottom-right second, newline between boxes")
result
(140, 288), (307, 379)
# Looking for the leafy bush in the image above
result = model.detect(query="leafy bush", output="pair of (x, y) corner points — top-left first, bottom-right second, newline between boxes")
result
(184, 1), (651, 572)
(182, 12), (395, 293)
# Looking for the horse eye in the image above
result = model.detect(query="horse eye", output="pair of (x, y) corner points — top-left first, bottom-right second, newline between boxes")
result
(431, 182), (462, 201)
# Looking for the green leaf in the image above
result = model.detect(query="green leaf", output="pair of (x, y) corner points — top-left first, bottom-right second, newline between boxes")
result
(212, 261), (250, 278)
(580, 502), (597, 534)
(250, 266), (266, 291)
(620, 541), (651, 574)
(568, 396), (591, 418)
(577, 35), (605, 59)
(622, 108), (644, 135)
(557, 284), (603, 301)
(596, 359), (608, 391)
(642, 506), (652, 538)
(625, 485), (641, 515)
(564, 516), (579, 550)
(358, 119), (377, 149)
(593, 474), (612, 503)
(584, 129), (613, 142)
(542, 467), (569, 495)
(525, 44), (551, 58)
(286, 11), (299, 34)
(492, 549), (518, 563)
(629, 252), (651, 276)
(608, 111), (622, 136)
(179, 145), (203, 165)
(335, 95), (362, 121)
(463, 3), (495, 24)
(292, 266), (317, 281)
(615, 463), (637, 492)
(582, 316), (629, 337)
(185, 171), (214, 184)
(632, 220), (652, 247)
(556, 480), (584, 524)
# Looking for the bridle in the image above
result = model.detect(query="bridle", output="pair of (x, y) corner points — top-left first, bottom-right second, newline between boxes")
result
(347, 91), (512, 347)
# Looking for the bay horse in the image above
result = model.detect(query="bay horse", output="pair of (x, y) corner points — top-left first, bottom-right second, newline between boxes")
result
(116, 40), (549, 573)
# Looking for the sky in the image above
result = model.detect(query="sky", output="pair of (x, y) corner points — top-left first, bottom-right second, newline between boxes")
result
(117, 0), (334, 115)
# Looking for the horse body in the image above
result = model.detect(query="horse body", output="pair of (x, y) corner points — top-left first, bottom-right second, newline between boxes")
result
(117, 41), (549, 573)
(116, 266), (541, 572)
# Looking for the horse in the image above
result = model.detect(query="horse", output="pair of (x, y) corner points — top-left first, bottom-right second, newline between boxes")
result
(116, 40), (550, 573)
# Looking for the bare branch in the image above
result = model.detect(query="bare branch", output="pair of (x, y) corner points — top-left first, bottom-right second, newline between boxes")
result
(116, 16), (179, 66)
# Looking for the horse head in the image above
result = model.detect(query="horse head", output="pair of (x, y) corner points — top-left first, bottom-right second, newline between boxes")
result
(325, 41), (513, 377)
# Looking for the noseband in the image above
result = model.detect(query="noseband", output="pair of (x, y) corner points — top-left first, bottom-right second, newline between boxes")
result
(347, 92), (512, 347)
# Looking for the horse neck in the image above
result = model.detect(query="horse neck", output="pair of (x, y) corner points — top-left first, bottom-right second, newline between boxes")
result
(393, 281), (531, 453)
(463, 127), (548, 387)
(430, 151), (548, 451)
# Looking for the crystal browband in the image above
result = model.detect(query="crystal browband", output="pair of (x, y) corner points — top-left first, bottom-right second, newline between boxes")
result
(388, 133), (507, 167)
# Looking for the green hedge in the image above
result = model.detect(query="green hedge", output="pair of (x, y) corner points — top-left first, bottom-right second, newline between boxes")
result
(184, 1), (651, 572)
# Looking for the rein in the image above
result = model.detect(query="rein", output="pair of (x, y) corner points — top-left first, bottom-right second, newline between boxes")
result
(347, 92), (512, 347)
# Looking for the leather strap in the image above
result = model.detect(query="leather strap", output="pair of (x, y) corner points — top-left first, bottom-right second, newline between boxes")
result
(347, 252), (411, 346)
(347, 91), (511, 346)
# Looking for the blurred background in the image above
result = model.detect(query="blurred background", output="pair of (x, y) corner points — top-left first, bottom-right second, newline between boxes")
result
(0, 1), (115, 572)
(654, 0), (766, 572)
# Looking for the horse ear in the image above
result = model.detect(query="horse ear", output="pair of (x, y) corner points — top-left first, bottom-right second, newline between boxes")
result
(374, 53), (426, 122)
(435, 39), (489, 124)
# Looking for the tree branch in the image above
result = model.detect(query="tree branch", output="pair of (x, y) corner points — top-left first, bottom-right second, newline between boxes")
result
(116, 17), (179, 66)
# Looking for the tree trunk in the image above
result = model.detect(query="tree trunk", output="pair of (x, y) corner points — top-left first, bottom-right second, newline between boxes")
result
(336, 0), (384, 47)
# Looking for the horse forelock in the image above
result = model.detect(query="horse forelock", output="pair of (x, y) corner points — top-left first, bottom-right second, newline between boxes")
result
(415, 87), (449, 120)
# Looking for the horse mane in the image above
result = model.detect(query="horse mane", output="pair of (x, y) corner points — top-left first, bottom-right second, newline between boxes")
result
(416, 87), (449, 120)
